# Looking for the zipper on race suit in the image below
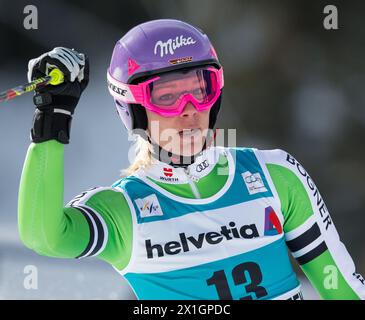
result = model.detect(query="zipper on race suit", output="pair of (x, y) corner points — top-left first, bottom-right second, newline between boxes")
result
(183, 167), (201, 199)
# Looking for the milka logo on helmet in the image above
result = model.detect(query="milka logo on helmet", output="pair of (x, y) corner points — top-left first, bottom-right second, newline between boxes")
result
(154, 35), (197, 58)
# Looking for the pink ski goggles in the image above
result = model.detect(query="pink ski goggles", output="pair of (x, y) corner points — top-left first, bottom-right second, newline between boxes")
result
(107, 66), (224, 117)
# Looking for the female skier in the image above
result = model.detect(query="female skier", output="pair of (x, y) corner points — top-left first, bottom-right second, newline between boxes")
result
(18, 19), (365, 300)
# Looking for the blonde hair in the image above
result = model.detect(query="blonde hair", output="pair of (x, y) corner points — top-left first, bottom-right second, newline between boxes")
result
(121, 134), (154, 177)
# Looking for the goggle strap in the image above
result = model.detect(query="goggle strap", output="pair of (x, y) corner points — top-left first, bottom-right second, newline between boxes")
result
(218, 67), (224, 89)
(107, 71), (143, 104)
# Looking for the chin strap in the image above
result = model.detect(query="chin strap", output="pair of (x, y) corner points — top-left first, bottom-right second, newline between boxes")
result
(148, 128), (218, 168)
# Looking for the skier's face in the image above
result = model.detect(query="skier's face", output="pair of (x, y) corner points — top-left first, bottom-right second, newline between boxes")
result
(146, 101), (210, 157)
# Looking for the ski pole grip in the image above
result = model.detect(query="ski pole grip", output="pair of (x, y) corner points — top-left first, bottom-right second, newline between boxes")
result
(48, 68), (64, 85)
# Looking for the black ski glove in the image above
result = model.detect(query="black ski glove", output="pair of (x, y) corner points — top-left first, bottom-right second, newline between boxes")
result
(28, 47), (89, 144)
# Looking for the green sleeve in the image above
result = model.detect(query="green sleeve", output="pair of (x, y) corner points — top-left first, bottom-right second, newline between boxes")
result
(67, 188), (133, 269)
(18, 140), (133, 270)
(265, 154), (364, 300)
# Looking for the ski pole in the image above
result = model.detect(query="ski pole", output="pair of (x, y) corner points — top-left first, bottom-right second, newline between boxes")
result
(0, 68), (64, 103)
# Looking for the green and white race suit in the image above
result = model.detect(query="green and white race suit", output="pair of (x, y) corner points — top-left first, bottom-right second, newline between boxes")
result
(18, 140), (365, 300)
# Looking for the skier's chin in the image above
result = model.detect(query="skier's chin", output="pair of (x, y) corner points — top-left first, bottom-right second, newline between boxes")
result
(177, 137), (205, 157)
